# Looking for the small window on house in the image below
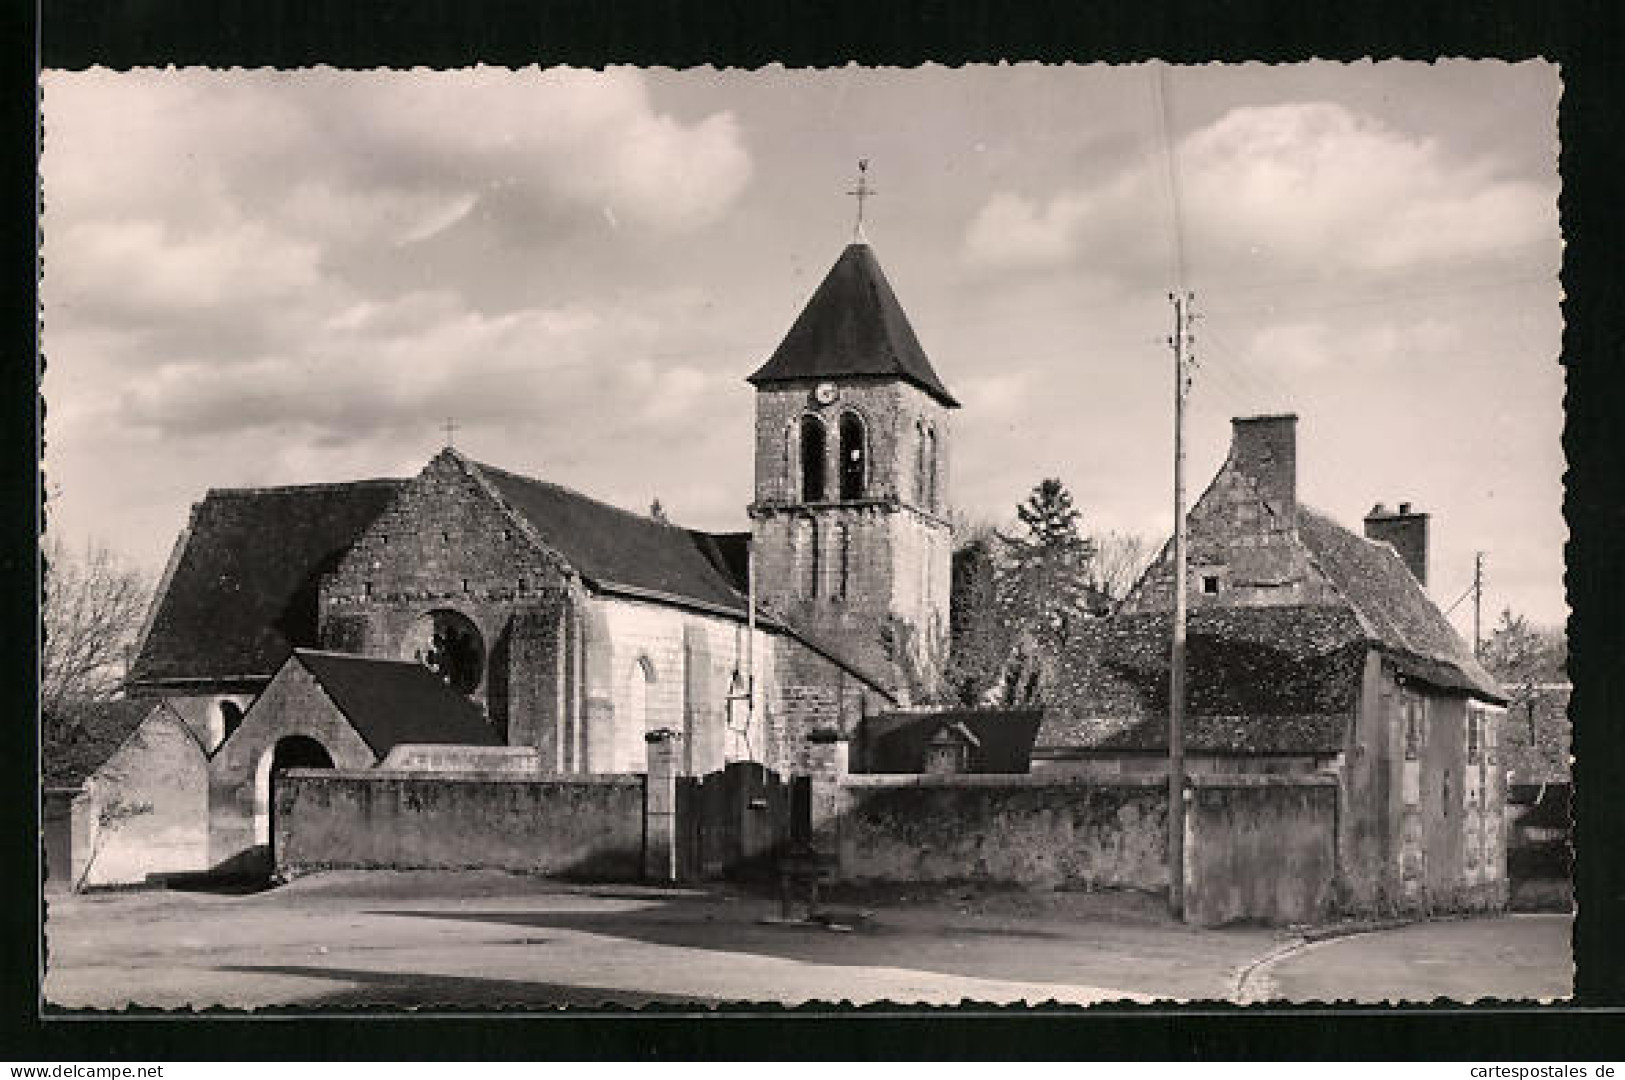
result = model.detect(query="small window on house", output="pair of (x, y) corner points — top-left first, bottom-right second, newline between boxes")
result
(517, 577), (528, 595)
(363, 581), (374, 598)
(1201, 574), (1221, 595)
(462, 578), (472, 594)
(1467, 711), (1483, 763)
(442, 530), (451, 544)
(1403, 694), (1423, 761)
(503, 529), (513, 542)
(380, 534), (389, 546)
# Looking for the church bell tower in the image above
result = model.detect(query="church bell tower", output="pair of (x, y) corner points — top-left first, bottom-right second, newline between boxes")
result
(746, 168), (958, 694)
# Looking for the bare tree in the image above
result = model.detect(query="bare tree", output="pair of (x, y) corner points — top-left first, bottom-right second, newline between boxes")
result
(1088, 529), (1154, 602)
(41, 536), (151, 725)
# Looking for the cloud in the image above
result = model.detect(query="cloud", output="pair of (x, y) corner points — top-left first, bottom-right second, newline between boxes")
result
(962, 192), (1090, 271)
(960, 101), (1558, 284)
(1244, 315), (1466, 375)
(41, 67), (757, 456)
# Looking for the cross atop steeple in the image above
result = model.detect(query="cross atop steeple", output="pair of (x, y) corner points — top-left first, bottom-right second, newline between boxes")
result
(847, 159), (875, 243)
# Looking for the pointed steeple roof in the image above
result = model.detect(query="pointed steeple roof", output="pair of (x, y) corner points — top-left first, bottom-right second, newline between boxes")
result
(748, 242), (959, 408)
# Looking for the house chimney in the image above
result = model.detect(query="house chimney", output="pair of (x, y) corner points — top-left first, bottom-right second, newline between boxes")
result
(1364, 502), (1430, 586)
(1229, 415), (1298, 529)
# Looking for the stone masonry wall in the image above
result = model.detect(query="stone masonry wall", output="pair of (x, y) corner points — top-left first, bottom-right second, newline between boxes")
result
(1121, 455), (1340, 615)
(208, 659), (378, 872)
(751, 379), (952, 691)
(831, 774), (1169, 890)
(1184, 774), (1339, 926)
(275, 769), (645, 880)
(320, 450), (574, 741)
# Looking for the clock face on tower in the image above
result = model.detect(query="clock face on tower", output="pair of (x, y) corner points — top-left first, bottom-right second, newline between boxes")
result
(813, 381), (839, 406)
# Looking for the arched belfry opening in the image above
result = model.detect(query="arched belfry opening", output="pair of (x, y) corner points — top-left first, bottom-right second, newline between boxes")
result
(800, 414), (827, 502)
(839, 411), (866, 501)
(402, 609), (486, 695)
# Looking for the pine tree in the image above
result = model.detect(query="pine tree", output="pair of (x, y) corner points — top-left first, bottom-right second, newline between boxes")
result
(649, 498), (669, 524)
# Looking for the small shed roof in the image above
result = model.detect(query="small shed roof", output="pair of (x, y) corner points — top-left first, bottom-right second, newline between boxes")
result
(293, 650), (502, 758)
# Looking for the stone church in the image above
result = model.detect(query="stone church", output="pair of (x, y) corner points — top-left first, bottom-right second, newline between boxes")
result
(118, 236), (960, 876)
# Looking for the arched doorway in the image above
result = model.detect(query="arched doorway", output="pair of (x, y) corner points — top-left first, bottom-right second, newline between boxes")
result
(252, 734), (336, 849)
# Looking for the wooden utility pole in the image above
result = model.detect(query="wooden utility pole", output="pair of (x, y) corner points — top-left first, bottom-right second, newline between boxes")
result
(1168, 289), (1194, 919)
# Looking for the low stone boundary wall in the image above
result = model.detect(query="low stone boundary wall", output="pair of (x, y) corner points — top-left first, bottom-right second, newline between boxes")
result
(1184, 773), (1339, 926)
(830, 774), (1169, 891)
(824, 769), (1341, 925)
(274, 769), (645, 880)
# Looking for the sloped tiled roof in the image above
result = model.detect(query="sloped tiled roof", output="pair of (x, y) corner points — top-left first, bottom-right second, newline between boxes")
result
(747, 242), (959, 407)
(1500, 682), (1571, 786)
(859, 708), (1044, 773)
(1038, 606), (1366, 754)
(467, 458), (749, 615)
(42, 698), (158, 788)
(1299, 507), (1504, 702)
(294, 650), (502, 757)
(129, 479), (407, 687)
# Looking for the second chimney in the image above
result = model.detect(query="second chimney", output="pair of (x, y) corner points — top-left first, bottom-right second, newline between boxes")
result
(1364, 502), (1430, 586)
(1230, 414), (1298, 529)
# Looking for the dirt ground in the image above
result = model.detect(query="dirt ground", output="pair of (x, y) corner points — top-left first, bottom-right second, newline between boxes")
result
(39, 871), (1572, 1011)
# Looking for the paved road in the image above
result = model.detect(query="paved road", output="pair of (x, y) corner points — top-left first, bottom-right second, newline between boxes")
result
(42, 872), (1572, 1010)
(43, 871), (1274, 1009)
(1252, 913), (1573, 1004)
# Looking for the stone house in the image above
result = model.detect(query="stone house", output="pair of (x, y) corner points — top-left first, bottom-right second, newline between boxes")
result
(108, 236), (959, 881)
(1042, 414), (1510, 914)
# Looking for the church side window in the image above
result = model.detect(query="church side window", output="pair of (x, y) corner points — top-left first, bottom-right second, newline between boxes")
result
(838, 411), (866, 501)
(800, 415), (827, 502)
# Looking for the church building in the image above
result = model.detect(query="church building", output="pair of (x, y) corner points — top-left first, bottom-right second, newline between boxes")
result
(120, 234), (961, 879)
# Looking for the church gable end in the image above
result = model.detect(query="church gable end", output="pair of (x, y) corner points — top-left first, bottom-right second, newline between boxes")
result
(324, 449), (573, 622)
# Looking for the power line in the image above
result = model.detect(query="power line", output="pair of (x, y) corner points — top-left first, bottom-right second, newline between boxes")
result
(1151, 62), (1189, 293)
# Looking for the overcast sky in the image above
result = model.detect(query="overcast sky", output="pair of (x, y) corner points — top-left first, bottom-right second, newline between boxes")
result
(40, 62), (1564, 632)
